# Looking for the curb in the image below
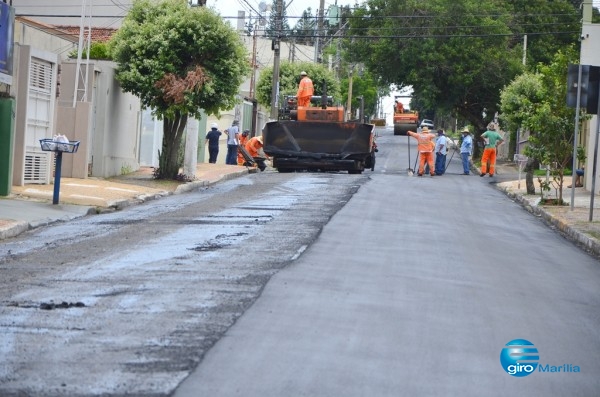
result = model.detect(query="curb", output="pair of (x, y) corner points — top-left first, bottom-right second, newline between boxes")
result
(175, 168), (251, 194)
(498, 186), (600, 259)
(0, 220), (29, 240)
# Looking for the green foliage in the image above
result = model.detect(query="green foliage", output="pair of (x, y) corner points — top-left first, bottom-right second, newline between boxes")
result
(499, 72), (545, 133)
(505, 0), (580, 68)
(255, 62), (341, 108)
(266, 0), (291, 39)
(500, 46), (580, 203)
(345, 0), (580, 136)
(68, 42), (112, 60)
(109, 0), (249, 179)
(347, 0), (523, 133)
(340, 69), (380, 119)
(110, 0), (249, 120)
(292, 8), (316, 46)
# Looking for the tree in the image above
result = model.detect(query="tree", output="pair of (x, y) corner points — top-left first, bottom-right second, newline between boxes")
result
(110, 0), (249, 179)
(293, 8), (316, 46)
(499, 72), (545, 194)
(265, 0), (291, 40)
(500, 47), (582, 203)
(505, 0), (580, 68)
(346, 0), (522, 145)
(255, 62), (341, 110)
(340, 69), (381, 120)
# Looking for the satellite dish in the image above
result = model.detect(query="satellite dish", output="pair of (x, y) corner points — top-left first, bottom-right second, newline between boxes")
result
(258, 1), (267, 12)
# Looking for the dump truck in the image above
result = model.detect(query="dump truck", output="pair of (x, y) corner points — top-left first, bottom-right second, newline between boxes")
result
(263, 95), (376, 174)
(392, 97), (419, 135)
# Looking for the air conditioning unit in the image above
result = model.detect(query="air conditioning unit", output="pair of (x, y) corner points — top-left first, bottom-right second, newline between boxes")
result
(24, 149), (52, 184)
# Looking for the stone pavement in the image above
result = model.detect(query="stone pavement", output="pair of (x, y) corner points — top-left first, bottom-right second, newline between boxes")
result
(1, 160), (600, 260)
(0, 163), (252, 240)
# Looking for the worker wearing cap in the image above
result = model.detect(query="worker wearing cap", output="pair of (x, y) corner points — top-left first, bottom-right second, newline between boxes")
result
(245, 136), (268, 172)
(460, 127), (473, 175)
(479, 122), (504, 177)
(407, 126), (436, 176)
(205, 122), (222, 164)
(296, 71), (314, 108)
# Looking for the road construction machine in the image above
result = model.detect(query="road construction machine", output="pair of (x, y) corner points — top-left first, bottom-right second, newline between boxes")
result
(393, 98), (419, 136)
(262, 95), (376, 174)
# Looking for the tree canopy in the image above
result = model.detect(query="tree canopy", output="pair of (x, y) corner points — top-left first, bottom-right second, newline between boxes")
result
(345, 0), (580, 135)
(110, 0), (249, 120)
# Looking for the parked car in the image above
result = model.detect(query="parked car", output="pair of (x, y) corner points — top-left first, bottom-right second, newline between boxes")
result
(420, 119), (434, 129)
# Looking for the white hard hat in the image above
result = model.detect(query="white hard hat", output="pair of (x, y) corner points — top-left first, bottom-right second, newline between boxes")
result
(300, 71), (307, 76)
(210, 122), (218, 128)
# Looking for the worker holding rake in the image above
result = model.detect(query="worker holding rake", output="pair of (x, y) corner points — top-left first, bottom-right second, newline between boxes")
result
(407, 126), (437, 176)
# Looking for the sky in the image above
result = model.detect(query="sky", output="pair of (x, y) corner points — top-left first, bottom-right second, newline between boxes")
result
(205, 0), (356, 24)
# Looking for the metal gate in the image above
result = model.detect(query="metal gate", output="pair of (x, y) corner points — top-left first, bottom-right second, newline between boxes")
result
(24, 58), (54, 184)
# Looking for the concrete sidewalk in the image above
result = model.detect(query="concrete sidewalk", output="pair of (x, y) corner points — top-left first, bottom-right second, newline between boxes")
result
(0, 163), (252, 240)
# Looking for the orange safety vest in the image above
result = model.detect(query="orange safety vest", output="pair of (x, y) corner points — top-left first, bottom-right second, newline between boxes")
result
(297, 77), (314, 99)
(408, 131), (436, 152)
(245, 137), (263, 158)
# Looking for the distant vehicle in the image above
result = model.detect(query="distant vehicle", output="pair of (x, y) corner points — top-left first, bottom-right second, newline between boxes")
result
(420, 119), (435, 129)
(392, 97), (419, 136)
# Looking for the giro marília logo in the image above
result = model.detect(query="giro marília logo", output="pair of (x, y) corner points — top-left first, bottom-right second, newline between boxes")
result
(500, 339), (539, 377)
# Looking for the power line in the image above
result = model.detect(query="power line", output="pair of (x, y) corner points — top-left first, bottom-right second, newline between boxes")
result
(280, 31), (580, 40)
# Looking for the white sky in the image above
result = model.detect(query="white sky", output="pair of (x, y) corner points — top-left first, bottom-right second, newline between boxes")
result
(205, 0), (356, 23)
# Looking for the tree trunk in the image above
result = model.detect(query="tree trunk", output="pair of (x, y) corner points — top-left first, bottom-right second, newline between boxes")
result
(157, 111), (188, 180)
(525, 157), (539, 195)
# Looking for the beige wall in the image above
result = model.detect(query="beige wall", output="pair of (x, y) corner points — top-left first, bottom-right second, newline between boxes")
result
(14, 18), (78, 61)
(56, 60), (142, 178)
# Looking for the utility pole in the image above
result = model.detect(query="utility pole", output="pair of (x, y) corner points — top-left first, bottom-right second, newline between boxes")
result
(269, 0), (282, 120)
(346, 66), (353, 121)
(249, 18), (258, 99)
(315, 0), (325, 62)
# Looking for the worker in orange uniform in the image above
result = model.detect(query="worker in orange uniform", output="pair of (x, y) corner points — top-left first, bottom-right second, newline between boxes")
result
(237, 129), (250, 166)
(407, 126), (437, 176)
(395, 100), (404, 114)
(296, 71), (314, 108)
(245, 135), (269, 171)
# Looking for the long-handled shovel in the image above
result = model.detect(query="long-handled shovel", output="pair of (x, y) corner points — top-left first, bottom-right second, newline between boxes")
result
(444, 147), (457, 173)
(407, 135), (414, 176)
(413, 152), (419, 175)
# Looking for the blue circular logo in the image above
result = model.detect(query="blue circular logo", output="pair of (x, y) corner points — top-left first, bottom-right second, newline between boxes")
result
(500, 339), (539, 377)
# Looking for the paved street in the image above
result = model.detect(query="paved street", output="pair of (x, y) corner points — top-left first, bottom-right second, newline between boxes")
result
(1, 127), (599, 396)
(175, 129), (600, 396)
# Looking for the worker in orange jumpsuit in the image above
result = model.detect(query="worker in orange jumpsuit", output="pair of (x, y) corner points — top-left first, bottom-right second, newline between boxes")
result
(245, 136), (269, 171)
(237, 129), (250, 166)
(395, 100), (404, 114)
(407, 126), (437, 176)
(296, 71), (314, 108)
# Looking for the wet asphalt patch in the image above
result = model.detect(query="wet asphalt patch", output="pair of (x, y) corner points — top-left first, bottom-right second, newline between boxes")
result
(5, 300), (86, 310)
